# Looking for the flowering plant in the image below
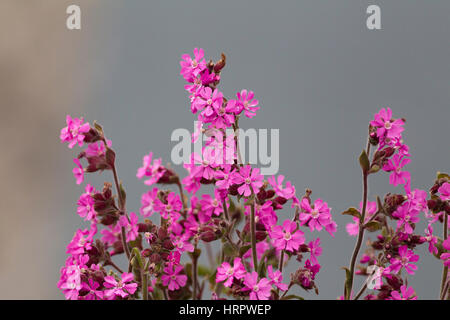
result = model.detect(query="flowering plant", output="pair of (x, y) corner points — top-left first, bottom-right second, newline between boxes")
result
(58, 49), (449, 300)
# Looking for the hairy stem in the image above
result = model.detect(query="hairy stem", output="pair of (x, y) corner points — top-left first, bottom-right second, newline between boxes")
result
(142, 272), (148, 300)
(192, 247), (198, 300)
(344, 139), (371, 300)
(250, 199), (258, 272)
(111, 161), (131, 260)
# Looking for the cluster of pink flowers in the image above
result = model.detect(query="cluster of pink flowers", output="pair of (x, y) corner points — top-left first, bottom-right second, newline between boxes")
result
(58, 49), (448, 300)
(341, 107), (450, 300)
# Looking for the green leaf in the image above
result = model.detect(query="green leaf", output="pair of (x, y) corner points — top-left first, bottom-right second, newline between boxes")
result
(437, 172), (450, 180)
(359, 149), (370, 173)
(342, 267), (352, 299)
(364, 221), (382, 232)
(341, 207), (361, 219)
(131, 247), (143, 269)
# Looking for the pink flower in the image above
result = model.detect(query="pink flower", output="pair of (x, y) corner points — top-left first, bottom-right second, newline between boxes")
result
(192, 87), (223, 116)
(170, 224), (194, 253)
(58, 264), (82, 300)
(345, 201), (377, 236)
(81, 279), (103, 300)
(440, 238), (450, 267)
(243, 272), (272, 300)
(101, 224), (121, 246)
(180, 48), (207, 81)
(438, 182), (450, 201)
(215, 165), (235, 190)
(308, 238), (323, 264)
(382, 154), (411, 187)
(299, 198), (334, 234)
(233, 89), (259, 118)
(267, 265), (288, 291)
(136, 152), (166, 186)
(73, 158), (84, 185)
(216, 257), (247, 287)
(392, 202), (420, 234)
(66, 228), (94, 256)
(270, 219), (305, 252)
(161, 264), (187, 291)
(155, 192), (182, 219)
(423, 224), (438, 255)
(140, 188), (158, 217)
(298, 260), (320, 290)
(389, 285), (417, 300)
(386, 245), (419, 275)
(232, 165), (264, 197)
(268, 175), (296, 200)
(77, 185), (96, 221)
(60, 115), (90, 148)
(200, 190), (224, 217)
(85, 140), (111, 157)
(119, 212), (139, 242)
(103, 273), (137, 299)
(370, 107), (404, 145)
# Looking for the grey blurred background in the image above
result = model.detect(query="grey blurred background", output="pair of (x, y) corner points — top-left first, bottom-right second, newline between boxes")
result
(0, 0), (448, 299)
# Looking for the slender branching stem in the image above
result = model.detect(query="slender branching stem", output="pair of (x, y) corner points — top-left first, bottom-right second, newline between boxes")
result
(440, 212), (448, 299)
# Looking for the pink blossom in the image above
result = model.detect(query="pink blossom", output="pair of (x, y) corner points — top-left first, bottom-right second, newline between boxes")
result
(298, 260), (321, 289)
(85, 140), (111, 157)
(243, 272), (272, 300)
(215, 165), (235, 190)
(136, 152), (166, 186)
(161, 264), (187, 291)
(216, 257), (247, 287)
(101, 224), (121, 246)
(441, 238), (450, 267)
(73, 158), (84, 185)
(308, 238), (323, 264)
(299, 198), (334, 234)
(103, 273), (137, 299)
(392, 202), (420, 234)
(268, 175), (296, 200)
(423, 224), (438, 255)
(270, 220), (305, 252)
(382, 154), (411, 187)
(66, 228), (94, 256)
(386, 245), (419, 275)
(267, 265), (288, 291)
(119, 212), (139, 242)
(180, 48), (207, 81)
(140, 187), (158, 217)
(370, 107), (404, 145)
(155, 192), (182, 219)
(200, 190), (224, 217)
(192, 87), (223, 119)
(345, 201), (377, 236)
(81, 279), (104, 300)
(389, 285), (417, 300)
(77, 189), (96, 222)
(170, 224), (194, 253)
(233, 89), (259, 118)
(232, 165), (264, 197)
(438, 182), (450, 201)
(60, 115), (90, 148)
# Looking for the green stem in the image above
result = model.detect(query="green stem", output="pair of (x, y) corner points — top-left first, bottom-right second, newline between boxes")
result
(344, 139), (371, 300)
(250, 199), (258, 272)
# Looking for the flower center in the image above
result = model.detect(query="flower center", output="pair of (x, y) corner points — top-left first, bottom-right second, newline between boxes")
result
(166, 204), (172, 212)
(207, 99), (213, 105)
(311, 210), (319, 218)
(192, 59), (198, 68)
(284, 232), (292, 241)
(227, 267), (234, 276)
(213, 199), (218, 207)
(245, 178), (251, 184)
(384, 121), (392, 129)
(253, 285), (259, 292)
